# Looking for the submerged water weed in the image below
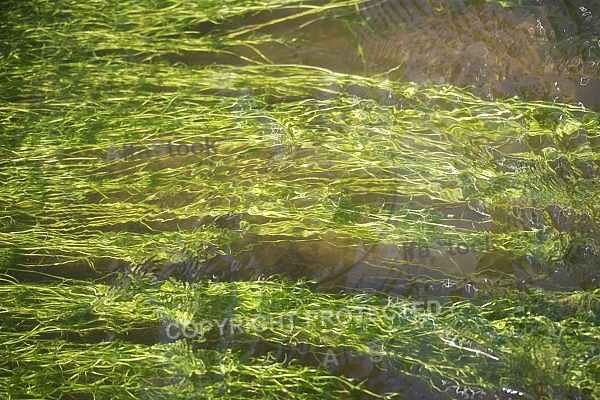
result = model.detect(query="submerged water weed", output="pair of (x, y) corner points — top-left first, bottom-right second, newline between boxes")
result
(0, 277), (598, 398)
(1, 0), (599, 399)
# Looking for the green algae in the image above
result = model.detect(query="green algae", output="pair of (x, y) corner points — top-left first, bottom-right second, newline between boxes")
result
(0, 277), (598, 398)
(1, 0), (599, 398)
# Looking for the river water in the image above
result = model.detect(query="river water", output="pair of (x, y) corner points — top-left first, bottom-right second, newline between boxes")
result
(158, 0), (600, 295)
(187, 0), (600, 110)
(2, 1), (599, 399)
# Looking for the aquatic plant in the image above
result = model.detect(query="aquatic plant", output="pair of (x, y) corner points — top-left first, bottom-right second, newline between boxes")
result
(1, 0), (598, 398)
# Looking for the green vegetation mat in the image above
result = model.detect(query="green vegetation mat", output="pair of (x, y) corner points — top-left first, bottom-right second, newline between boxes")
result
(1, 0), (599, 399)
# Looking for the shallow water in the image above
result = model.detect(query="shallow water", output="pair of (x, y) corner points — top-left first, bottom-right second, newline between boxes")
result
(1, 1), (599, 399)
(146, 0), (600, 296)
(198, 0), (600, 110)
(153, 0), (600, 294)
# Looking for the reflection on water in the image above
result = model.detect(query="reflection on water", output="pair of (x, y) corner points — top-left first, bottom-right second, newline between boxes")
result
(212, 0), (600, 110)
(356, 0), (600, 107)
